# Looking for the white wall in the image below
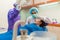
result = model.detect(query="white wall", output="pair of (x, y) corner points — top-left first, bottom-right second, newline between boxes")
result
(0, 0), (16, 28)
(38, 2), (60, 23)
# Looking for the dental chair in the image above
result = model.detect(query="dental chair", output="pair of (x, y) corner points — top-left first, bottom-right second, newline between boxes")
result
(12, 20), (25, 40)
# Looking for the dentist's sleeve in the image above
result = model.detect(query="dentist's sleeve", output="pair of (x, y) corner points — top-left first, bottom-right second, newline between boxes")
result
(8, 8), (20, 20)
(26, 16), (35, 25)
(26, 16), (31, 24)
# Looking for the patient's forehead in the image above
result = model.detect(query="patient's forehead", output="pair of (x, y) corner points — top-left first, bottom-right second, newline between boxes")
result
(35, 18), (41, 21)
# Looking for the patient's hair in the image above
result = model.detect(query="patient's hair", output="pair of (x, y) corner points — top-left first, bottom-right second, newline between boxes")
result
(35, 17), (48, 27)
(39, 20), (48, 27)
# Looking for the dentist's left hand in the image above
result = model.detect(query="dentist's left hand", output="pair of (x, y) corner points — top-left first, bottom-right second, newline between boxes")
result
(16, 5), (22, 11)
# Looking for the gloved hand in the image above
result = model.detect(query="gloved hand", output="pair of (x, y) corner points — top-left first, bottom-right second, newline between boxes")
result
(16, 5), (21, 11)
